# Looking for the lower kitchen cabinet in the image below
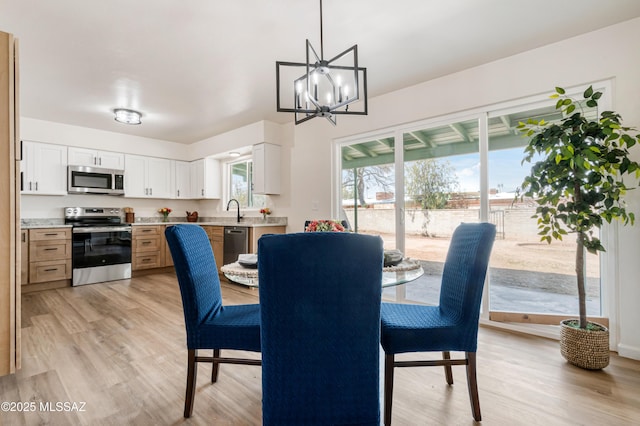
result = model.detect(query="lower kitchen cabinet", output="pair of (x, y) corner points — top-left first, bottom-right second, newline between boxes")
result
(248, 226), (286, 252)
(23, 227), (72, 291)
(163, 225), (174, 267)
(132, 225), (165, 270)
(203, 226), (224, 273)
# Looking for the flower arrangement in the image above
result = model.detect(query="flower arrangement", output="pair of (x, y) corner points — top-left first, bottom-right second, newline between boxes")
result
(158, 207), (172, 222)
(260, 208), (272, 220)
(305, 219), (346, 232)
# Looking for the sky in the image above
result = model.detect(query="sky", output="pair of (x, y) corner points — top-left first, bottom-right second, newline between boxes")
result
(451, 147), (535, 194)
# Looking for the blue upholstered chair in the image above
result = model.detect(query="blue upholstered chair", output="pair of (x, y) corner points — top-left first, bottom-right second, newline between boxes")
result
(258, 232), (384, 425)
(165, 225), (261, 418)
(380, 222), (496, 424)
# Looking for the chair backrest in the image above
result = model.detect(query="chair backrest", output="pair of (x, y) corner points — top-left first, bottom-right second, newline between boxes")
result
(258, 232), (383, 426)
(165, 225), (223, 348)
(439, 222), (496, 348)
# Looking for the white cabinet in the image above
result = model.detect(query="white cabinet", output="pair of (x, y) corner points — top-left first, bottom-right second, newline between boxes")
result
(190, 158), (220, 199)
(68, 147), (124, 169)
(252, 143), (281, 194)
(124, 154), (172, 198)
(173, 160), (191, 199)
(21, 141), (68, 195)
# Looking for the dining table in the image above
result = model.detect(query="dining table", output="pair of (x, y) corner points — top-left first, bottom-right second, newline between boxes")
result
(220, 257), (424, 288)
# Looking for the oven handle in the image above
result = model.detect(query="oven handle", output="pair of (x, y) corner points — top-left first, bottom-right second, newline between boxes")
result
(73, 226), (132, 234)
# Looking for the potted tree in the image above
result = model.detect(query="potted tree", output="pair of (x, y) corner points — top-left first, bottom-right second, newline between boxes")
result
(518, 86), (640, 369)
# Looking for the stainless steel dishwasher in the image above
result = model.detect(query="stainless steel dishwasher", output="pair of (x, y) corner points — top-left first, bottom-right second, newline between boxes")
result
(223, 226), (248, 266)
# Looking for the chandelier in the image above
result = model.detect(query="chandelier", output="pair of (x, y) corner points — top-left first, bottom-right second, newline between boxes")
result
(276, 0), (368, 125)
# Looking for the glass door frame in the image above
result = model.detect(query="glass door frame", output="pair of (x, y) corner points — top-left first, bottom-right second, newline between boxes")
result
(332, 79), (619, 343)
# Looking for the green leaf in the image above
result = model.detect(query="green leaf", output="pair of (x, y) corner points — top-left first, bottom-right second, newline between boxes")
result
(584, 86), (594, 98)
(586, 100), (597, 108)
(556, 87), (566, 95)
(566, 105), (576, 114)
(555, 154), (562, 164)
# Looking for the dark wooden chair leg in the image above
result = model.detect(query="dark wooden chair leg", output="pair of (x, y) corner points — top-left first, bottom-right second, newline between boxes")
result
(211, 349), (220, 383)
(384, 354), (395, 426)
(465, 352), (481, 421)
(442, 351), (453, 385)
(184, 349), (198, 418)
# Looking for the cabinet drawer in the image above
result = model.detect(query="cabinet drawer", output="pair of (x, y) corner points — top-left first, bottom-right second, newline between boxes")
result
(205, 226), (224, 242)
(133, 226), (162, 236)
(133, 253), (163, 270)
(29, 228), (71, 241)
(134, 236), (162, 252)
(30, 239), (71, 261)
(29, 259), (71, 283)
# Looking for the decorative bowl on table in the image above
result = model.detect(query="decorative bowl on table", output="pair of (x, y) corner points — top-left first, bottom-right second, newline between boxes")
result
(237, 253), (258, 269)
(383, 249), (403, 267)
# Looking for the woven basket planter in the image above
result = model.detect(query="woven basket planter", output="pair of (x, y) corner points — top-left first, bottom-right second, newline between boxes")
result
(560, 319), (609, 370)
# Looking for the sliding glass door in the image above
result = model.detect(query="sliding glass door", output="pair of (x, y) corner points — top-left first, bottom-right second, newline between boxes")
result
(337, 86), (609, 325)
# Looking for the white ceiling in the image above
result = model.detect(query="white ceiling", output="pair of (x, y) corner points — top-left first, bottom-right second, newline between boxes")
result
(2, 0), (640, 144)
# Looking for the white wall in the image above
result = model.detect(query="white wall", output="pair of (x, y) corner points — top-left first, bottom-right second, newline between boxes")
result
(287, 17), (640, 359)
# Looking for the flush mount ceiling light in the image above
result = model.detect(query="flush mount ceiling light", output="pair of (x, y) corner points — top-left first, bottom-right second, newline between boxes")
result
(276, 0), (368, 125)
(114, 108), (142, 125)
(229, 151), (241, 157)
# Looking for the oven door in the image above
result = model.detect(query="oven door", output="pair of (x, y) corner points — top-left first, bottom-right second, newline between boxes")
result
(72, 226), (132, 285)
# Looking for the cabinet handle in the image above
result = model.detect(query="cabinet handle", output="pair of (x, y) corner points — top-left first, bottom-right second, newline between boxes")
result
(44, 247), (58, 251)
(141, 229), (152, 233)
(29, 181), (32, 191)
(44, 268), (59, 272)
(98, 157), (102, 166)
(44, 233), (58, 236)
(22, 233), (26, 242)
(177, 189), (180, 197)
(201, 189), (204, 196)
(35, 182), (38, 191)
(142, 241), (151, 245)
(141, 258), (151, 262)
(150, 188), (153, 196)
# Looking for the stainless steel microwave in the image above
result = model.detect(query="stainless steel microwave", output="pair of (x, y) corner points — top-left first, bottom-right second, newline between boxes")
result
(68, 165), (125, 195)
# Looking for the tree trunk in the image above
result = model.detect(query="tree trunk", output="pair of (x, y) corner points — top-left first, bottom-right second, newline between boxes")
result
(357, 171), (366, 207)
(576, 231), (588, 329)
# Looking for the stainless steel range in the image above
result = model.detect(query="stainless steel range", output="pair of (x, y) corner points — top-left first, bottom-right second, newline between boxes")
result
(65, 207), (132, 286)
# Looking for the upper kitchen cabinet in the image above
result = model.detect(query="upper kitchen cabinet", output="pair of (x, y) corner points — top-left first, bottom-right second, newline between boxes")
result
(252, 143), (280, 194)
(190, 158), (220, 199)
(68, 147), (124, 169)
(124, 154), (172, 198)
(21, 141), (68, 195)
(173, 160), (191, 199)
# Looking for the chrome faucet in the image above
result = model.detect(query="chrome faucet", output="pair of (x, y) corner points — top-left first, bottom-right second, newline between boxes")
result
(226, 198), (242, 223)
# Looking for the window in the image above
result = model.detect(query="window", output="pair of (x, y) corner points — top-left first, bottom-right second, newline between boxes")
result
(335, 81), (613, 327)
(228, 159), (266, 209)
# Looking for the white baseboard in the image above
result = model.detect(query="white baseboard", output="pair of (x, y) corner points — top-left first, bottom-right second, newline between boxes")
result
(617, 343), (640, 361)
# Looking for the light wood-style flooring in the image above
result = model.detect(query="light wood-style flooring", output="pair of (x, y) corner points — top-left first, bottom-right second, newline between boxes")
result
(1, 272), (639, 425)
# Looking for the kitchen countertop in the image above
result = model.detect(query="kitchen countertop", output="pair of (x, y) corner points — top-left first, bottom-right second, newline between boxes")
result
(21, 217), (287, 229)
